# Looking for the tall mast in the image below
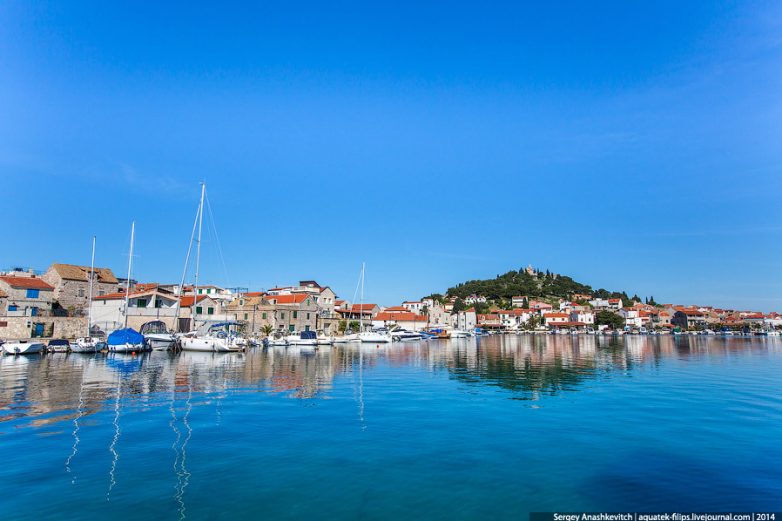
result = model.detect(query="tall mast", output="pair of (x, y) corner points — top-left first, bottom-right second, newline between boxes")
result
(359, 262), (365, 332)
(192, 182), (206, 325)
(173, 198), (201, 332)
(87, 236), (96, 337)
(124, 222), (135, 329)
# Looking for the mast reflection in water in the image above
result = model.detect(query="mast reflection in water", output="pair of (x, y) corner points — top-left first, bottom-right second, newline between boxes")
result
(1, 335), (781, 519)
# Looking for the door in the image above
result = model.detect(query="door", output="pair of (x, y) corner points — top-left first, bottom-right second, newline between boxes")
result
(32, 323), (45, 338)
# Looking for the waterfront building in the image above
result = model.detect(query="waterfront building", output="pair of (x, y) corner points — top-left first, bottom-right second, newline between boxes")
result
(477, 313), (501, 329)
(402, 301), (424, 313)
(511, 295), (529, 308)
(0, 275), (55, 318)
(338, 303), (380, 321)
(671, 309), (708, 330)
(570, 310), (595, 325)
(42, 263), (119, 312)
(620, 309), (642, 328)
(543, 312), (569, 327)
(262, 294), (319, 333)
(452, 309), (477, 331)
(91, 286), (182, 332)
(372, 311), (428, 331)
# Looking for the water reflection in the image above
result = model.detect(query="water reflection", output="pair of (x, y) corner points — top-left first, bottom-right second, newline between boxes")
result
(1, 336), (779, 428)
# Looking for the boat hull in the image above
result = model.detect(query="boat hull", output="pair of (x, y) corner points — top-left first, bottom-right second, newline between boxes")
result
(107, 342), (148, 353)
(180, 337), (242, 352)
(2, 342), (45, 355)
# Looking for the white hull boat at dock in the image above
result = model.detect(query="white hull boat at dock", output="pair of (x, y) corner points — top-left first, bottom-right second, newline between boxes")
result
(2, 341), (45, 356)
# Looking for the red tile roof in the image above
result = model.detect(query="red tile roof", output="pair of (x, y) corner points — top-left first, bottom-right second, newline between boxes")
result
(374, 312), (427, 322)
(180, 295), (209, 307)
(0, 276), (54, 290)
(384, 306), (409, 312)
(265, 294), (310, 304)
(243, 291), (265, 297)
(544, 312), (570, 318)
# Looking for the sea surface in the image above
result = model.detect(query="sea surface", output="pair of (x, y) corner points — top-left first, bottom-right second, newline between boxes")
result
(1, 335), (781, 520)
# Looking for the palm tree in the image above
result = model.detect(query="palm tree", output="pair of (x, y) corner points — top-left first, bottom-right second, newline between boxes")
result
(261, 324), (274, 337)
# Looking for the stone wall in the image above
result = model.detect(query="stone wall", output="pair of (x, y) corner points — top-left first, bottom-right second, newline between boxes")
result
(0, 316), (87, 341)
(41, 272), (119, 312)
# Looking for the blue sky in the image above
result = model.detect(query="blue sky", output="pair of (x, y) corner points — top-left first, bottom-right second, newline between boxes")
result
(1, 1), (781, 310)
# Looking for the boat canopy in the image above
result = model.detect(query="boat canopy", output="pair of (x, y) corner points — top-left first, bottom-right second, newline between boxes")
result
(300, 331), (317, 340)
(48, 339), (70, 346)
(140, 321), (169, 334)
(107, 328), (144, 346)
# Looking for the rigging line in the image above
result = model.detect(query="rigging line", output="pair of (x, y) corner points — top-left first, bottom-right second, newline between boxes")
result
(204, 189), (230, 285)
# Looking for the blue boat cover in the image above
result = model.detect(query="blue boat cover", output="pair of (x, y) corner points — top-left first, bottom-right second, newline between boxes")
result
(107, 328), (144, 346)
(300, 331), (317, 340)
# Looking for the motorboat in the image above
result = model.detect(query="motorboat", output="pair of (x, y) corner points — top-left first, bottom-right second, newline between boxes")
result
(3, 341), (45, 356)
(390, 329), (424, 341)
(47, 338), (71, 353)
(316, 333), (334, 345)
(72, 337), (101, 353)
(179, 322), (245, 352)
(140, 321), (177, 351)
(450, 329), (473, 338)
(267, 331), (288, 347)
(333, 332), (361, 343)
(288, 331), (318, 347)
(359, 330), (392, 343)
(107, 328), (148, 353)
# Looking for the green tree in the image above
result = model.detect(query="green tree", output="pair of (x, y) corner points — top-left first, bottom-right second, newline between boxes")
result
(522, 297), (529, 309)
(338, 320), (348, 333)
(473, 302), (491, 315)
(452, 298), (466, 313)
(349, 320), (360, 332)
(595, 311), (625, 330)
(261, 324), (274, 337)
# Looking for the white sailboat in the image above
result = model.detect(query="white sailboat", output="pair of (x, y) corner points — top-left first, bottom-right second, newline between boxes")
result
(179, 183), (245, 353)
(107, 222), (148, 353)
(73, 236), (101, 353)
(357, 263), (391, 344)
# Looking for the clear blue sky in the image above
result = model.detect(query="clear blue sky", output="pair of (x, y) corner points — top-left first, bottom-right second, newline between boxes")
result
(2, 2), (781, 310)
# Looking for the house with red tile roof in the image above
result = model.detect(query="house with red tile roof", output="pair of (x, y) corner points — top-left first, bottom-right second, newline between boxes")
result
(372, 312), (428, 331)
(0, 275), (55, 317)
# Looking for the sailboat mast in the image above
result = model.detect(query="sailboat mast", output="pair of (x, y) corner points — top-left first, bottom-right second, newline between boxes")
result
(192, 183), (206, 324)
(124, 222), (135, 329)
(359, 262), (365, 332)
(87, 236), (96, 337)
(173, 200), (201, 332)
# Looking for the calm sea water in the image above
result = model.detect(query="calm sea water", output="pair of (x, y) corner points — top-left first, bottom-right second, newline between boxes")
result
(1, 335), (781, 520)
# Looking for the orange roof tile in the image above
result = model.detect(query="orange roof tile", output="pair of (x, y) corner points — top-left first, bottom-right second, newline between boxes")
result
(0, 276), (54, 290)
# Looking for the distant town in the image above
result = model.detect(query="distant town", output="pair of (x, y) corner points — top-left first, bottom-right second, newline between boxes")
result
(0, 261), (779, 342)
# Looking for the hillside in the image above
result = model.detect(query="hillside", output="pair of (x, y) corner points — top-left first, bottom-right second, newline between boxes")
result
(445, 267), (638, 306)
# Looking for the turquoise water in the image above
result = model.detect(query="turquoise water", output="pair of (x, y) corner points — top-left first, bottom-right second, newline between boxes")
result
(1, 335), (781, 520)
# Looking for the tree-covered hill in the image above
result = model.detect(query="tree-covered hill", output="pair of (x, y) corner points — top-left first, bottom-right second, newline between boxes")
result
(446, 267), (636, 305)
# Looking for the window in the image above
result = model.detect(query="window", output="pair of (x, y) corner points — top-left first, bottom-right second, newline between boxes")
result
(26, 289), (39, 299)
(207, 307), (214, 315)
(293, 311), (298, 319)
(280, 312), (285, 319)
(30, 307), (38, 316)
(78, 288), (85, 297)
(196, 306), (203, 314)
(136, 299), (148, 308)
(99, 290), (105, 296)
(262, 312), (267, 319)
(288, 324), (295, 332)
(9, 305), (18, 311)
(307, 313), (310, 320)
(244, 313), (248, 320)
(155, 299), (163, 308)
(305, 325), (310, 332)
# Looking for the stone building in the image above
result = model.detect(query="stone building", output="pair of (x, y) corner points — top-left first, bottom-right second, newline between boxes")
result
(0, 275), (55, 318)
(262, 294), (319, 333)
(42, 263), (119, 312)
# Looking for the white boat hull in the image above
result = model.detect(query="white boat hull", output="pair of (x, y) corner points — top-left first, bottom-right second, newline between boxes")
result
(144, 334), (177, 351)
(180, 337), (242, 352)
(108, 342), (147, 353)
(3, 342), (45, 355)
(359, 332), (392, 343)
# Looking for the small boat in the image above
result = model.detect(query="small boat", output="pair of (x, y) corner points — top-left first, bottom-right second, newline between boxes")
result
(47, 338), (71, 353)
(316, 333), (334, 345)
(72, 337), (101, 353)
(450, 329), (473, 338)
(180, 322), (245, 352)
(288, 331), (318, 347)
(3, 341), (46, 356)
(107, 328), (148, 353)
(359, 330), (392, 343)
(390, 329), (424, 341)
(140, 321), (177, 351)
(267, 331), (288, 347)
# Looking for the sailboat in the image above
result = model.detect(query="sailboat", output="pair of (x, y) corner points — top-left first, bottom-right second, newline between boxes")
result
(356, 263), (391, 344)
(179, 183), (244, 353)
(107, 222), (148, 353)
(73, 236), (101, 353)
(333, 265), (365, 343)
